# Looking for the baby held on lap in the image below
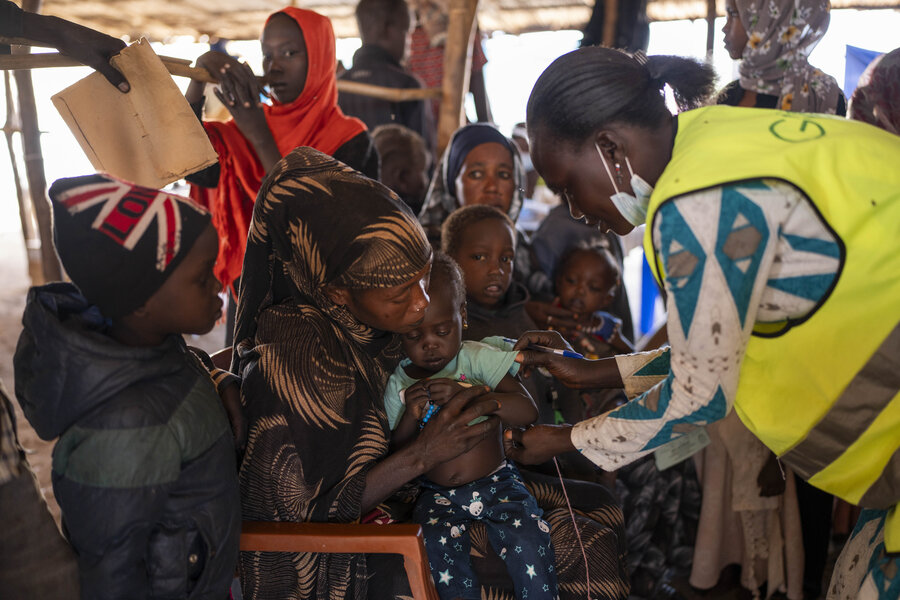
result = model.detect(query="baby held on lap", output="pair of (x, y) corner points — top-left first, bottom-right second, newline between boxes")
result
(382, 252), (557, 600)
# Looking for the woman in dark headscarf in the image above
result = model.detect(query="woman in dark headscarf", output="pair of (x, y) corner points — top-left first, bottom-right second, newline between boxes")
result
(419, 123), (527, 233)
(234, 147), (501, 599)
(416, 124), (543, 285)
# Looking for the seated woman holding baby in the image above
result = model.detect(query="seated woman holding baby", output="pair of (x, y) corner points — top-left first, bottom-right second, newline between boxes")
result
(234, 147), (628, 600)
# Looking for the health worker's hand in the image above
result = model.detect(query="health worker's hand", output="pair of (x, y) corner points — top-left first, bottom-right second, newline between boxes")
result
(513, 331), (622, 390)
(503, 424), (576, 465)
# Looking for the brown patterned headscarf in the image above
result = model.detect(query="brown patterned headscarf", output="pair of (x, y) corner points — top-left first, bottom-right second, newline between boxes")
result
(234, 146), (432, 363)
(233, 147), (431, 599)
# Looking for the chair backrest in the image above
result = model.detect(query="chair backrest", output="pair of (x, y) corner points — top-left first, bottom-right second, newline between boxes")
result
(240, 521), (439, 599)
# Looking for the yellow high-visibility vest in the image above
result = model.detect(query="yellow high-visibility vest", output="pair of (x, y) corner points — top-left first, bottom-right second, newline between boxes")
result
(643, 105), (900, 549)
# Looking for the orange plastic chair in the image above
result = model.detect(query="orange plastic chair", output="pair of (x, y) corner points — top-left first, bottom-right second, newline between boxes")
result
(240, 521), (439, 599)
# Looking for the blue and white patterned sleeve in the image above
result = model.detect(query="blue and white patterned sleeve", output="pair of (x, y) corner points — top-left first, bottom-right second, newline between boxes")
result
(571, 180), (840, 470)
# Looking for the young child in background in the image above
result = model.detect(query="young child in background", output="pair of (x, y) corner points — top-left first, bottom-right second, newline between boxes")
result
(552, 244), (632, 426)
(553, 244), (634, 357)
(441, 205), (536, 341)
(13, 174), (241, 599)
(384, 252), (556, 600)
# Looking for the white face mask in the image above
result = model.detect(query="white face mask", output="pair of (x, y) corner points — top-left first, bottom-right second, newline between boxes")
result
(595, 142), (653, 227)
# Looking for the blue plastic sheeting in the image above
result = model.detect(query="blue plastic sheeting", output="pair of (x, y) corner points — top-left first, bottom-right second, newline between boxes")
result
(844, 45), (882, 98)
(640, 254), (659, 335)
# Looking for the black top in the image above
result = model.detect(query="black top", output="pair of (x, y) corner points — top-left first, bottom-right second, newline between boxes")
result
(1, 0), (23, 54)
(338, 44), (435, 152)
(463, 280), (537, 342)
(717, 79), (847, 115)
(1, 1), (23, 38)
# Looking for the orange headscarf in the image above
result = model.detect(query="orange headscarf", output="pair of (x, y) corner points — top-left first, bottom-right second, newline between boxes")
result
(192, 7), (367, 291)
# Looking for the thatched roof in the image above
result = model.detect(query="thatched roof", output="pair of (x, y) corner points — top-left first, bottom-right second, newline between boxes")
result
(39, 0), (900, 41)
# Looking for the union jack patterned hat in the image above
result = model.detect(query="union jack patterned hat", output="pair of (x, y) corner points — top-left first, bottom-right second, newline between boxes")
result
(48, 174), (212, 318)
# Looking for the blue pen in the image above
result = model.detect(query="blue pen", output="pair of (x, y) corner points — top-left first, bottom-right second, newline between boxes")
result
(502, 337), (585, 360)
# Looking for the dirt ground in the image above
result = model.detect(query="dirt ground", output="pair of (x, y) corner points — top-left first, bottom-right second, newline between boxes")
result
(0, 230), (226, 523)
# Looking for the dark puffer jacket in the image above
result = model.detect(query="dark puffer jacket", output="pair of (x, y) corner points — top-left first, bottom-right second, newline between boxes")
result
(14, 283), (240, 600)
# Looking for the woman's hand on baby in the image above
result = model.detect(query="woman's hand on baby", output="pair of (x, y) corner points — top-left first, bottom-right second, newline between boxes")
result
(525, 300), (580, 331)
(415, 385), (501, 470)
(421, 378), (466, 406)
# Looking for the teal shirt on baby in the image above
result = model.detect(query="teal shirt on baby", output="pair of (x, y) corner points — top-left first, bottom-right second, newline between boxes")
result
(383, 337), (521, 430)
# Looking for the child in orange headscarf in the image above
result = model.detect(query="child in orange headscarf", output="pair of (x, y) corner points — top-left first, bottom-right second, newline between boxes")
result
(186, 8), (377, 294)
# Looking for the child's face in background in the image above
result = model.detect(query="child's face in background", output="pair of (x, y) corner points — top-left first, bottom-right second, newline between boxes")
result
(555, 250), (618, 317)
(451, 219), (515, 309)
(401, 278), (464, 374)
(140, 224), (224, 336)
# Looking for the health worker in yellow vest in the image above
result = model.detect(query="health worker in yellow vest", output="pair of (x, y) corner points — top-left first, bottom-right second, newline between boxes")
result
(504, 46), (900, 600)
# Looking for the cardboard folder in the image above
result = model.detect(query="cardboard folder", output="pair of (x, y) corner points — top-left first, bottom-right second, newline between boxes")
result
(52, 39), (218, 189)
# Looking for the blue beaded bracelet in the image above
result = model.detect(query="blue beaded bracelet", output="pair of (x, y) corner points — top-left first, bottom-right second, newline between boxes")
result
(419, 401), (441, 429)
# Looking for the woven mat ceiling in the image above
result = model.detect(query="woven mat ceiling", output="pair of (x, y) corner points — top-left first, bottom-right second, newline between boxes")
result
(37, 0), (900, 41)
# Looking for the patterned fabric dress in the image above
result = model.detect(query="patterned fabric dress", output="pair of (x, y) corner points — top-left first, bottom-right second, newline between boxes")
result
(234, 148), (432, 599)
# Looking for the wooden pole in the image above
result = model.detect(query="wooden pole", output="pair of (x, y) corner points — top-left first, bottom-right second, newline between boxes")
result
(706, 0), (717, 61)
(0, 49), (442, 102)
(602, 0), (618, 47)
(3, 71), (42, 283)
(436, 0), (479, 156)
(13, 0), (61, 283)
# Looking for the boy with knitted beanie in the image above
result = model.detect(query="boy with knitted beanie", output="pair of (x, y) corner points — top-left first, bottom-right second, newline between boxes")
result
(14, 174), (240, 599)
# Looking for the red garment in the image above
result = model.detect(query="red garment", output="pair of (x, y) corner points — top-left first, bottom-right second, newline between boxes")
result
(407, 26), (488, 123)
(192, 7), (367, 291)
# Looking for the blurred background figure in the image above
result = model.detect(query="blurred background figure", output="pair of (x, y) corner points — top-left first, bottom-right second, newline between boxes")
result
(372, 123), (432, 214)
(408, 0), (492, 125)
(339, 0), (436, 153)
(717, 0), (844, 113)
(849, 47), (900, 135)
